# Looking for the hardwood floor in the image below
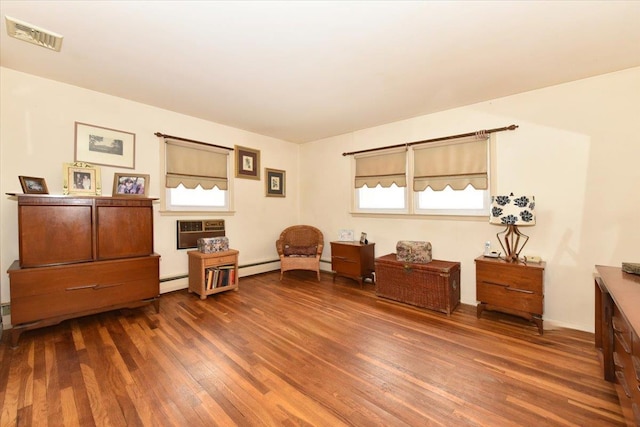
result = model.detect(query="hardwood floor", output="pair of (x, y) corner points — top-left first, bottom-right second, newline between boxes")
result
(0, 271), (625, 426)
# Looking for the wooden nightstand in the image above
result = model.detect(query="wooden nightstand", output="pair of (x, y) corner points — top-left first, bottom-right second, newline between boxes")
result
(475, 255), (545, 334)
(188, 249), (239, 299)
(330, 241), (375, 285)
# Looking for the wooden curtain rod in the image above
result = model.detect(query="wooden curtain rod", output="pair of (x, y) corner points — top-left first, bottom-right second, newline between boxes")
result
(154, 132), (233, 151)
(342, 124), (518, 156)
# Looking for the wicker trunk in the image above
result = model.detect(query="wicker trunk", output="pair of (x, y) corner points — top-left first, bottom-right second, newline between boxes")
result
(375, 254), (460, 315)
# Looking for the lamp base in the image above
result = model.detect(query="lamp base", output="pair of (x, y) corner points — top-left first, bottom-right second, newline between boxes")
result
(496, 224), (529, 263)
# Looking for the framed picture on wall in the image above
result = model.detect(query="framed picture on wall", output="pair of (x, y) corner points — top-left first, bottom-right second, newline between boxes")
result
(75, 122), (136, 169)
(112, 173), (149, 197)
(63, 162), (102, 195)
(265, 168), (285, 197)
(234, 145), (260, 180)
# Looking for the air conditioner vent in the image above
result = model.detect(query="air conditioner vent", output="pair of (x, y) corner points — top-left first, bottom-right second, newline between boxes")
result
(5, 16), (63, 52)
(177, 219), (225, 249)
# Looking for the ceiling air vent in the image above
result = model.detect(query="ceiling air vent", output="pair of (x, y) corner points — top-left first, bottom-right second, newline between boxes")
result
(5, 16), (63, 52)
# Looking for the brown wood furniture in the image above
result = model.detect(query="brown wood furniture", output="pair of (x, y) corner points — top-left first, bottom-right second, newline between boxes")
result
(330, 241), (375, 285)
(475, 256), (545, 334)
(6, 194), (160, 347)
(275, 225), (324, 281)
(187, 249), (239, 299)
(595, 265), (640, 426)
(374, 254), (460, 315)
(0, 271), (623, 426)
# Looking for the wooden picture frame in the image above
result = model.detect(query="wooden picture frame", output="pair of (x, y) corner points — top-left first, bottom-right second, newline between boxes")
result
(75, 122), (136, 169)
(265, 168), (285, 197)
(112, 173), (150, 197)
(18, 176), (49, 194)
(234, 145), (260, 180)
(63, 162), (102, 195)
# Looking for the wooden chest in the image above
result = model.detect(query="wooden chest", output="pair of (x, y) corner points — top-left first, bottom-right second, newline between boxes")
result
(374, 254), (460, 315)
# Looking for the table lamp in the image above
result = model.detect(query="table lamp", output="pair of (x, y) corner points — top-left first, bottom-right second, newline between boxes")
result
(489, 193), (535, 262)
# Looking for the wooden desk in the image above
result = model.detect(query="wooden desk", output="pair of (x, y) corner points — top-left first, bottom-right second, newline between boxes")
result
(594, 265), (640, 426)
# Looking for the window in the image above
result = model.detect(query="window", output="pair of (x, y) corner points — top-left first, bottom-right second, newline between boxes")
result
(415, 185), (489, 215)
(161, 137), (232, 212)
(167, 184), (228, 211)
(356, 184), (406, 212)
(353, 135), (489, 216)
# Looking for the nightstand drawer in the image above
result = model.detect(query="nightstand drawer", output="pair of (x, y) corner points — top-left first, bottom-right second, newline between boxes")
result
(477, 281), (543, 315)
(476, 261), (543, 293)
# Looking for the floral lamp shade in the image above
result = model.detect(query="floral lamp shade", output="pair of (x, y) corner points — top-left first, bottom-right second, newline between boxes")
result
(489, 194), (535, 226)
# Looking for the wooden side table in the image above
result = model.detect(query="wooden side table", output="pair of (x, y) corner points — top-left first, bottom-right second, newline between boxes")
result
(475, 255), (545, 334)
(330, 241), (375, 285)
(188, 249), (239, 299)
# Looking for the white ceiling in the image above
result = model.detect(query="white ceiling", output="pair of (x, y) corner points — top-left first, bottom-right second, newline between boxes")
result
(1, 1), (639, 143)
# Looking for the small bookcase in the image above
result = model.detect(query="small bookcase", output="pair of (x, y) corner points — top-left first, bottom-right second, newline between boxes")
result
(187, 249), (239, 299)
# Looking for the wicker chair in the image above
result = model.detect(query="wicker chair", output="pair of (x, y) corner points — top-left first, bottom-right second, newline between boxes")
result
(275, 225), (324, 281)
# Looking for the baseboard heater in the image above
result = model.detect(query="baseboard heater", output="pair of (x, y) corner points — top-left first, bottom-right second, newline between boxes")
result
(176, 219), (225, 249)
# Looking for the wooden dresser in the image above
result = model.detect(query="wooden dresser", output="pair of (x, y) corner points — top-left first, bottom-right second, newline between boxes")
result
(330, 241), (375, 285)
(475, 256), (545, 334)
(595, 265), (640, 426)
(7, 195), (160, 347)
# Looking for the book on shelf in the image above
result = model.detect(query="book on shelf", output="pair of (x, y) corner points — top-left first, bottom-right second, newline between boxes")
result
(217, 264), (235, 287)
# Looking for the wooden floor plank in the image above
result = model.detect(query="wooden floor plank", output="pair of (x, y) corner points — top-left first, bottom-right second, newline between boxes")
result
(0, 271), (626, 426)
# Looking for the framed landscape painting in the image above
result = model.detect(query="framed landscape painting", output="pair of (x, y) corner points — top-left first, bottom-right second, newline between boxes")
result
(75, 122), (135, 169)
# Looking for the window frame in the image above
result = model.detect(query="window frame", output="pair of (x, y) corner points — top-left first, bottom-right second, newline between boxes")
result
(159, 138), (235, 215)
(352, 135), (494, 217)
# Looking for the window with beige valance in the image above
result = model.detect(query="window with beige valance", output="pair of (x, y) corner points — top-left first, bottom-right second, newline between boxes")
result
(413, 136), (488, 191)
(165, 139), (229, 190)
(354, 148), (407, 189)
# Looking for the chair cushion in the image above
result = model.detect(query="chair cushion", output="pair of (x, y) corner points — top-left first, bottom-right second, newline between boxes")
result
(283, 245), (317, 256)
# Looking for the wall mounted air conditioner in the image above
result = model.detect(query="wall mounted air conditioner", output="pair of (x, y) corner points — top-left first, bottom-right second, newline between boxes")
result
(176, 219), (225, 249)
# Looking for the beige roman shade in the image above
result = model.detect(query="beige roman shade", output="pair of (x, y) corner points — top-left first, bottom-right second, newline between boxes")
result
(413, 136), (488, 191)
(165, 139), (229, 190)
(355, 148), (407, 188)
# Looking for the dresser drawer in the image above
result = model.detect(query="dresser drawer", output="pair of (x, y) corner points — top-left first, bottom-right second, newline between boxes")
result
(477, 281), (543, 315)
(331, 257), (360, 276)
(202, 254), (237, 267)
(476, 262), (543, 293)
(10, 256), (159, 324)
(331, 243), (360, 258)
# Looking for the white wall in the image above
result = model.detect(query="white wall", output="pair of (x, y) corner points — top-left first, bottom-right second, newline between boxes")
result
(300, 67), (640, 333)
(0, 68), (300, 325)
(2, 66), (638, 333)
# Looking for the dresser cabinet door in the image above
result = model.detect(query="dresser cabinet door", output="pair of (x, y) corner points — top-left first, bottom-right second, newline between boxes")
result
(19, 201), (94, 267)
(96, 199), (153, 259)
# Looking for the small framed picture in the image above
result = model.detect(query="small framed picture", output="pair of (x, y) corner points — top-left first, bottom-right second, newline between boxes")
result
(63, 162), (102, 195)
(265, 168), (285, 197)
(360, 232), (368, 244)
(235, 145), (260, 180)
(112, 173), (150, 197)
(18, 176), (49, 194)
(338, 229), (354, 241)
(75, 122), (136, 169)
